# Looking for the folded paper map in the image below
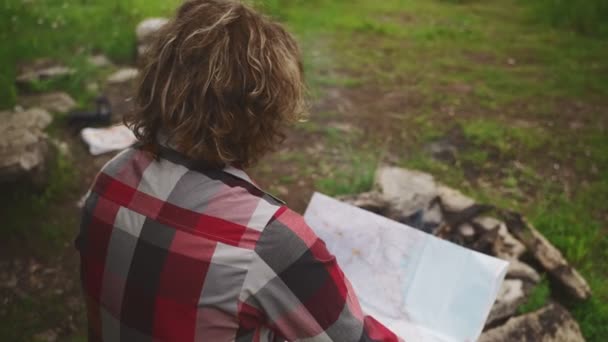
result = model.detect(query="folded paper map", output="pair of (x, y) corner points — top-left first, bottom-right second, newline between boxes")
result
(304, 193), (508, 342)
(81, 124), (137, 156)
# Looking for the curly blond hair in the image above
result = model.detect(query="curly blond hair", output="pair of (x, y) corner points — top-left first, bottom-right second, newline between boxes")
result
(125, 0), (306, 168)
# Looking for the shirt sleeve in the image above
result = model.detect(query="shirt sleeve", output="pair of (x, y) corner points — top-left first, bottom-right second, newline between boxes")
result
(239, 207), (402, 341)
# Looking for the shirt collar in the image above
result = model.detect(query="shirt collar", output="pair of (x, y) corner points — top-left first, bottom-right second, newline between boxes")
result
(151, 142), (285, 205)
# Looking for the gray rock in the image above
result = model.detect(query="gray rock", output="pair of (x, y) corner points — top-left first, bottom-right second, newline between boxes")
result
(138, 44), (152, 58)
(425, 139), (457, 163)
(487, 279), (532, 324)
(16, 63), (74, 85)
(18, 92), (77, 114)
(476, 216), (502, 231)
(136, 17), (169, 44)
(507, 260), (541, 284)
(479, 303), (585, 342)
(107, 67), (139, 84)
(0, 108), (54, 186)
(375, 166), (437, 216)
(504, 213), (591, 300)
(436, 184), (475, 211)
(495, 224), (527, 261)
(423, 202), (442, 227)
(88, 54), (111, 68)
(476, 216), (527, 261)
(458, 223), (476, 237)
(339, 191), (389, 213)
(136, 17), (168, 57)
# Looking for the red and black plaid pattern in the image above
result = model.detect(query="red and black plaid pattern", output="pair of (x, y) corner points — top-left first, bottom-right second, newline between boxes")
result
(76, 147), (400, 341)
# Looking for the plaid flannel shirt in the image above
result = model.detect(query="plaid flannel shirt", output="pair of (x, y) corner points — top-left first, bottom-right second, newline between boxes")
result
(76, 146), (400, 341)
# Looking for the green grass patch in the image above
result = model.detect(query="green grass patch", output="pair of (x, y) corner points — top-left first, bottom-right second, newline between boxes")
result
(406, 124), (608, 341)
(526, 0), (608, 37)
(0, 288), (86, 342)
(518, 277), (551, 314)
(25, 56), (113, 108)
(0, 0), (183, 110)
(403, 152), (468, 187)
(0, 149), (78, 245)
(460, 149), (490, 167)
(411, 113), (447, 142)
(461, 119), (547, 155)
(315, 154), (377, 196)
(531, 192), (608, 341)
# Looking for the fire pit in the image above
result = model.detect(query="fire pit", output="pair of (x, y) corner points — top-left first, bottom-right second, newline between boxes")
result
(340, 166), (590, 341)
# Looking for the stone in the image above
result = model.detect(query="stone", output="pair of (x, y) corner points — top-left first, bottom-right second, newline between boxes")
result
(495, 224), (527, 261)
(136, 17), (168, 58)
(458, 223), (476, 237)
(437, 184), (475, 211)
(476, 216), (502, 231)
(375, 166), (438, 216)
(503, 213), (591, 300)
(136, 18), (169, 44)
(138, 44), (152, 58)
(339, 191), (389, 214)
(0, 108), (54, 186)
(422, 202), (442, 227)
(476, 216), (527, 261)
(17, 92), (77, 114)
(107, 67), (139, 84)
(471, 228), (499, 253)
(16, 60), (74, 86)
(87, 54), (111, 67)
(479, 303), (585, 342)
(506, 260), (542, 284)
(425, 139), (458, 163)
(486, 279), (532, 324)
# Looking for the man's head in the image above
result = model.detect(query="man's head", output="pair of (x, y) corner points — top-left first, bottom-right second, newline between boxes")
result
(127, 0), (306, 168)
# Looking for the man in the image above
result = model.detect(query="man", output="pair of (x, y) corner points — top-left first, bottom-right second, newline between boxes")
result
(76, 0), (400, 340)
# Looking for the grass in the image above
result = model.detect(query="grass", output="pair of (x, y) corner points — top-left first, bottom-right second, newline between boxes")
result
(460, 149), (490, 166)
(22, 55), (115, 108)
(407, 125), (608, 340)
(0, 0), (183, 109)
(518, 277), (551, 314)
(0, 148), (78, 246)
(527, 0), (608, 37)
(1, 0), (607, 340)
(277, 1), (605, 339)
(315, 153), (378, 196)
(0, 289), (86, 342)
(461, 118), (548, 155)
(531, 187), (608, 338)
